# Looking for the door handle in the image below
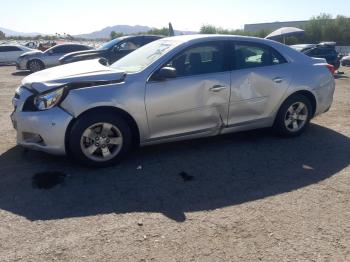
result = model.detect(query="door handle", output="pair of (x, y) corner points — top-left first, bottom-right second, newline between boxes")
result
(273, 77), (283, 83)
(209, 85), (227, 92)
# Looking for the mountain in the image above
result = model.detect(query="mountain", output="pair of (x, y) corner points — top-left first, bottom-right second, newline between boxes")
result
(0, 25), (197, 39)
(0, 27), (42, 37)
(74, 25), (197, 39)
(75, 25), (153, 39)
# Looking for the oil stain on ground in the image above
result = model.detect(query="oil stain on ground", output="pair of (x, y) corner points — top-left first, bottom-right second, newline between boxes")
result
(32, 171), (67, 189)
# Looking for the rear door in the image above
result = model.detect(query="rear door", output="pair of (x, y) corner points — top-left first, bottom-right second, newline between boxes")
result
(6, 46), (23, 63)
(228, 41), (292, 126)
(145, 41), (231, 140)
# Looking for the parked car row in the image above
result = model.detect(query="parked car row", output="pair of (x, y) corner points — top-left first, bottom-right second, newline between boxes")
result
(60, 35), (163, 65)
(11, 35), (335, 166)
(0, 35), (163, 73)
(291, 42), (342, 70)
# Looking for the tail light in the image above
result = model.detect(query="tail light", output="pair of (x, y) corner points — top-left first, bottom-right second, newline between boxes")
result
(326, 64), (335, 75)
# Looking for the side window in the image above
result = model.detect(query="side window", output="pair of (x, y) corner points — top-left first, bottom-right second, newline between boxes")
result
(0, 46), (21, 52)
(51, 45), (77, 54)
(143, 36), (160, 46)
(50, 45), (65, 54)
(308, 48), (320, 56)
(69, 45), (89, 52)
(7, 46), (22, 51)
(118, 40), (141, 51)
(165, 42), (225, 77)
(234, 43), (286, 69)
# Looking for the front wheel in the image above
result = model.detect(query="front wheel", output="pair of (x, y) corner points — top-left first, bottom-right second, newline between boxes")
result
(68, 112), (132, 167)
(274, 94), (312, 137)
(28, 59), (44, 72)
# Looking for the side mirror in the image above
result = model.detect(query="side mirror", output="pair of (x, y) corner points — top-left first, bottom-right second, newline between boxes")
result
(152, 67), (177, 81)
(99, 57), (109, 66)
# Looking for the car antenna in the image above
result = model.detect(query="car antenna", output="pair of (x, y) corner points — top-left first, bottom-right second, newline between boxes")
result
(169, 22), (175, 37)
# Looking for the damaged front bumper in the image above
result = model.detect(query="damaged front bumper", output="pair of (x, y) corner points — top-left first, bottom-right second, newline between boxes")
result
(11, 86), (73, 155)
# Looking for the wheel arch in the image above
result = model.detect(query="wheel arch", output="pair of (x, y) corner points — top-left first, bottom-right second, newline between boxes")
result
(65, 106), (141, 153)
(280, 90), (317, 117)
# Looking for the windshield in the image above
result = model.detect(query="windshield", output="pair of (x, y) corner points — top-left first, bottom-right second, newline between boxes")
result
(110, 39), (182, 73)
(98, 38), (122, 50)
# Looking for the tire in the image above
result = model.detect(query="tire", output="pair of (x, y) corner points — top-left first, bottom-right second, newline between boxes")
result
(28, 59), (44, 72)
(68, 112), (133, 167)
(273, 94), (312, 137)
(334, 60), (341, 70)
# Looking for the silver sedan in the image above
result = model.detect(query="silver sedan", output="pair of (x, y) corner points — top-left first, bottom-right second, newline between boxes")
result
(11, 35), (335, 166)
(16, 43), (92, 72)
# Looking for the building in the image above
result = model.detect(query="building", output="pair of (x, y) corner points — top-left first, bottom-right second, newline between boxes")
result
(244, 20), (309, 33)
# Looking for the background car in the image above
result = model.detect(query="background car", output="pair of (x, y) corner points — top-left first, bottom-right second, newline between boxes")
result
(24, 41), (38, 49)
(341, 54), (350, 66)
(292, 42), (341, 70)
(0, 44), (33, 64)
(11, 35), (335, 167)
(59, 35), (162, 65)
(290, 44), (316, 53)
(16, 43), (93, 72)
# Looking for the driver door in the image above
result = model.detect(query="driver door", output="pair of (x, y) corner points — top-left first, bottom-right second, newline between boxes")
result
(145, 41), (231, 141)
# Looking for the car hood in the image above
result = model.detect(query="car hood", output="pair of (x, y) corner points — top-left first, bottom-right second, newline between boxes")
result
(22, 59), (126, 93)
(21, 50), (43, 57)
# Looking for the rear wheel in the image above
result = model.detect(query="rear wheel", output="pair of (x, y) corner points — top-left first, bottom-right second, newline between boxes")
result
(28, 59), (44, 72)
(274, 94), (312, 137)
(68, 112), (132, 167)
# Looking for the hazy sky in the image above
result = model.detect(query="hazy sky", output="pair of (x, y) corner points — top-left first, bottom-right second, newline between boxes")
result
(1, 0), (349, 34)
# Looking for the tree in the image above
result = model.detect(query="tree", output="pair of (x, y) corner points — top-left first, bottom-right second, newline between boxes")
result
(0, 30), (5, 39)
(146, 27), (169, 36)
(303, 14), (350, 45)
(199, 24), (269, 38)
(110, 31), (123, 39)
(200, 25), (218, 34)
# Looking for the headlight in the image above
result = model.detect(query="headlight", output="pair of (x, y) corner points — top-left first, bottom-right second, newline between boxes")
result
(34, 87), (64, 110)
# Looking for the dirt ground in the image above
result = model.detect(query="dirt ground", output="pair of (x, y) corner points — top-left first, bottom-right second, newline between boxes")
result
(0, 65), (349, 262)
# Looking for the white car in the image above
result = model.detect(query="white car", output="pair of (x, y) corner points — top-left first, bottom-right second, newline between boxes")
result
(341, 54), (350, 66)
(0, 44), (33, 64)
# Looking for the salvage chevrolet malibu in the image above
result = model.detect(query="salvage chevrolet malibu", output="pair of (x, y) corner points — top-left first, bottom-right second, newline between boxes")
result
(11, 35), (335, 166)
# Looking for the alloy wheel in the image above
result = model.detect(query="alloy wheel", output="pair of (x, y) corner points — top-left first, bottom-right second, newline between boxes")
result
(284, 102), (309, 132)
(80, 122), (123, 162)
(29, 61), (42, 72)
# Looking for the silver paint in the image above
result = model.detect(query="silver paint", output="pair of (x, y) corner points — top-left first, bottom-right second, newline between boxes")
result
(11, 35), (335, 156)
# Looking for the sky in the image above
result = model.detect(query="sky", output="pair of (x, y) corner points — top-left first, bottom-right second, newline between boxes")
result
(1, 0), (350, 35)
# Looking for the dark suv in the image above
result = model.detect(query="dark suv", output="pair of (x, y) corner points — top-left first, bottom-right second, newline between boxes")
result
(59, 35), (163, 65)
(303, 43), (341, 69)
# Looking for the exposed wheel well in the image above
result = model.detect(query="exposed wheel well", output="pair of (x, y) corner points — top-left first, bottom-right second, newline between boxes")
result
(284, 90), (317, 117)
(65, 106), (140, 154)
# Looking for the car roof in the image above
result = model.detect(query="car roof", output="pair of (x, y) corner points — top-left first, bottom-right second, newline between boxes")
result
(0, 44), (24, 47)
(155, 34), (314, 64)
(161, 34), (277, 43)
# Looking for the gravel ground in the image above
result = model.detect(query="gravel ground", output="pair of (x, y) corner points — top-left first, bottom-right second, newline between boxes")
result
(0, 66), (349, 262)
